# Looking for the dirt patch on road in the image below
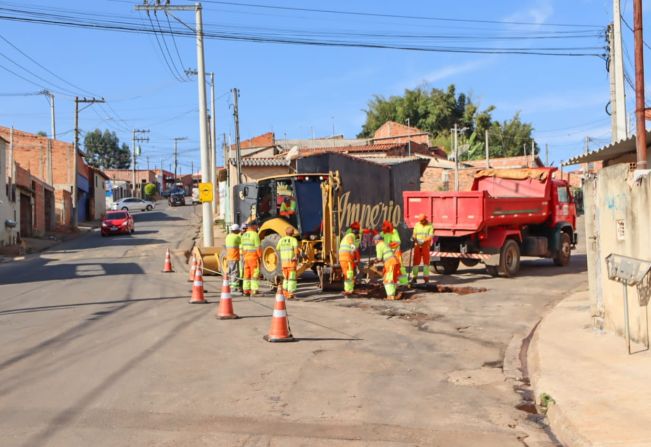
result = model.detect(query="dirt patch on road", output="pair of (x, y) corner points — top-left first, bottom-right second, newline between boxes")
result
(339, 301), (443, 330)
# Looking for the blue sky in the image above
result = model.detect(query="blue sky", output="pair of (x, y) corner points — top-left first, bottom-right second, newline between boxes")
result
(1, 0), (650, 173)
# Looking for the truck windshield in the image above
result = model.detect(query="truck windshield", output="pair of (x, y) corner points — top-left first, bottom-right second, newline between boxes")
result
(295, 179), (323, 237)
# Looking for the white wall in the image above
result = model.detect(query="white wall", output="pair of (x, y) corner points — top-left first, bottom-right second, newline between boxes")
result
(0, 139), (17, 245)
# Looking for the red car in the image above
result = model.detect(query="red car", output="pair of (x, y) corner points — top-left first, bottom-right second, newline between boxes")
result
(101, 211), (134, 236)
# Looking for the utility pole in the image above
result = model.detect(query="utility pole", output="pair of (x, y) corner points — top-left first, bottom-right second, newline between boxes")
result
(633, 0), (647, 169)
(173, 137), (187, 182)
(222, 134), (230, 225)
(135, 0), (213, 246)
(8, 126), (14, 190)
(453, 124), (459, 192)
(41, 90), (56, 140)
(612, 0), (628, 141)
(531, 140), (535, 166)
(485, 129), (490, 168)
(210, 72), (217, 219)
(132, 129), (149, 198)
(146, 155), (150, 171)
(406, 118), (412, 156)
(74, 96), (104, 227)
(545, 144), (549, 166)
(232, 88), (242, 184)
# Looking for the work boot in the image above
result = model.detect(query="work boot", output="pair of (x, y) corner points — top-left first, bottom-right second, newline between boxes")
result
(386, 295), (396, 301)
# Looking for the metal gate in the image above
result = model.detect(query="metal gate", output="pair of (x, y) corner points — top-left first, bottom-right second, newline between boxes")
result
(19, 193), (32, 238)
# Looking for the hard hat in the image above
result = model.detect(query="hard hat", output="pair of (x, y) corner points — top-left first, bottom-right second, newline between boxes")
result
(241, 223), (248, 230)
(350, 221), (360, 231)
(373, 234), (382, 242)
(230, 224), (240, 232)
(382, 220), (393, 233)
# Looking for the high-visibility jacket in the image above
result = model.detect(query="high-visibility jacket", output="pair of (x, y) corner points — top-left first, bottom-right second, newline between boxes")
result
(224, 232), (241, 261)
(344, 228), (361, 248)
(240, 229), (261, 258)
(339, 233), (358, 262)
(277, 235), (299, 265)
(413, 221), (434, 245)
(376, 240), (397, 263)
(280, 199), (297, 217)
(382, 228), (401, 247)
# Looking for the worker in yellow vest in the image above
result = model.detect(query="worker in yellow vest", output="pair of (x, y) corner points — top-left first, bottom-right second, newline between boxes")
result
(339, 229), (359, 296)
(373, 234), (400, 300)
(381, 220), (408, 286)
(411, 213), (434, 284)
(276, 226), (300, 299)
(279, 196), (297, 218)
(224, 224), (242, 291)
(240, 222), (262, 296)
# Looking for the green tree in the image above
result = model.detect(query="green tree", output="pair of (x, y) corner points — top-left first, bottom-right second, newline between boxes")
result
(143, 183), (157, 199)
(84, 129), (132, 169)
(358, 85), (537, 160)
(36, 131), (48, 137)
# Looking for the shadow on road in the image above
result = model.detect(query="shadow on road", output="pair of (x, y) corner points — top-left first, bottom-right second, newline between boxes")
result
(133, 211), (185, 223)
(0, 295), (188, 316)
(0, 259), (145, 285)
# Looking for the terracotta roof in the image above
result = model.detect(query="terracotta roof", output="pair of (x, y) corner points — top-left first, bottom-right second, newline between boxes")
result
(298, 142), (405, 155)
(465, 155), (544, 168)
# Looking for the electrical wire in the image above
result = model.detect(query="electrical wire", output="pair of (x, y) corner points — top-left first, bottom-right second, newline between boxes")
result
(144, 10), (185, 81)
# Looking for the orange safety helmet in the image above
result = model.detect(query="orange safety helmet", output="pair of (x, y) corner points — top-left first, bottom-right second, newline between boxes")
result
(350, 221), (360, 231)
(381, 220), (393, 233)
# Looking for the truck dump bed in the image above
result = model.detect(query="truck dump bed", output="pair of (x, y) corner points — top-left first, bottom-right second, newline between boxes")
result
(404, 169), (555, 236)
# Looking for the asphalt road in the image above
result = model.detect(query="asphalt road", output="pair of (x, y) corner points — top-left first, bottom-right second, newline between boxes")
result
(0, 206), (587, 447)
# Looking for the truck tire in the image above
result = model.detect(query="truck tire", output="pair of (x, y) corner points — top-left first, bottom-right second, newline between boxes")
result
(433, 258), (460, 275)
(260, 234), (282, 283)
(461, 259), (480, 267)
(499, 239), (521, 278)
(553, 232), (572, 267)
(486, 265), (499, 277)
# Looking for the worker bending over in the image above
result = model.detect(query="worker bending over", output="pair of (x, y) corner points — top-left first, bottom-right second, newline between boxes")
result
(224, 224), (242, 291)
(339, 223), (361, 296)
(240, 222), (262, 296)
(410, 213), (434, 284)
(374, 234), (400, 300)
(277, 226), (300, 299)
(279, 196), (297, 218)
(381, 220), (408, 286)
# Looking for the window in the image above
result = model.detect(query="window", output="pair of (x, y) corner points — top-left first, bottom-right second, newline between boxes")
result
(557, 186), (569, 203)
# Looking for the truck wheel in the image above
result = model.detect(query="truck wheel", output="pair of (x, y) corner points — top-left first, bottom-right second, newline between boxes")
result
(260, 233), (282, 283)
(486, 265), (499, 277)
(433, 258), (460, 275)
(499, 239), (521, 278)
(553, 233), (572, 266)
(461, 259), (480, 267)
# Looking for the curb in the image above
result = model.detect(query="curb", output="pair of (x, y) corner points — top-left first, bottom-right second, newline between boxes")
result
(528, 288), (593, 447)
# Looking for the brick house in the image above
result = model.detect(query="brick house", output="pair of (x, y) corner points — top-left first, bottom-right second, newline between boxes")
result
(14, 163), (55, 238)
(0, 126), (105, 226)
(370, 121), (431, 146)
(103, 169), (157, 199)
(0, 136), (18, 245)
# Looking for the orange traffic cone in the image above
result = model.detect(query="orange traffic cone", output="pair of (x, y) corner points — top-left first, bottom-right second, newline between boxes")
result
(216, 280), (239, 319)
(162, 248), (174, 272)
(263, 285), (295, 342)
(187, 254), (197, 282)
(188, 263), (207, 304)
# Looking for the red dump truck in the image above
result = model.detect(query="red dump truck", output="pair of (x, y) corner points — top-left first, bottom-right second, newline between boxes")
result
(403, 168), (577, 277)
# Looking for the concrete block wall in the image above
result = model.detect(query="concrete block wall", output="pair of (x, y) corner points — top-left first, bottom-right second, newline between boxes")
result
(584, 163), (651, 343)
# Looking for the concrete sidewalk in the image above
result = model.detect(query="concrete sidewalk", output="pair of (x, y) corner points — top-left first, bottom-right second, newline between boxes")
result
(529, 290), (651, 447)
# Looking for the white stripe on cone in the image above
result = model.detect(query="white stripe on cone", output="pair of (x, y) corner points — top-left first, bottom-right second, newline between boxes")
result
(193, 280), (203, 287)
(273, 309), (287, 318)
(275, 294), (285, 302)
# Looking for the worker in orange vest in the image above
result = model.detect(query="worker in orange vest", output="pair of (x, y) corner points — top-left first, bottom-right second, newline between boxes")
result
(411, 213), (434, 284)
(339, 223), (361, 296)
(373, 234), (401, 300)
(240, 222), (262, 296)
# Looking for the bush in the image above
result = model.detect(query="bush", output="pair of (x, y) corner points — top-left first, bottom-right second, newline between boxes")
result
(143, 183), (157, 199)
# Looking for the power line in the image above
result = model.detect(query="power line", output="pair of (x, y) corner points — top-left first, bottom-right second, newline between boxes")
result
(199, 0), (604, 29)
(0, 7), (606, 57)
(620, 14), (651, 50)
(144, 10), (185, 81)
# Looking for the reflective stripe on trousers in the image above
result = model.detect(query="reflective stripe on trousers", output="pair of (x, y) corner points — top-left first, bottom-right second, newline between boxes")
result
(242, 256), (260, 292)
(227, 261), (240, 289)
(340, 259), (355, 293)
(282, 266), (297, 295)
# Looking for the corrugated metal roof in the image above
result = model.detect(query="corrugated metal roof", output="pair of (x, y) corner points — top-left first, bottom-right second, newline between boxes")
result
(299, 142), (405, 155)
(563, 131), (651, 166)
(352, 155), (424, 165)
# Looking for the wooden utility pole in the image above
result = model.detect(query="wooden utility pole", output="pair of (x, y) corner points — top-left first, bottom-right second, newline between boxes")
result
(232, 88), (242, 184)
(633, 0), (647, 169)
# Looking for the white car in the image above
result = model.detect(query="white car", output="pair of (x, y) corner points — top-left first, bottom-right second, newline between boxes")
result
(111, 197), (156, 212)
